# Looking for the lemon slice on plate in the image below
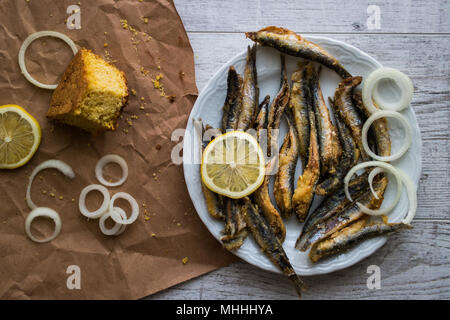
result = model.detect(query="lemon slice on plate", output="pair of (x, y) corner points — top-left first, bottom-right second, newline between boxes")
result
(201, 131), (265, 199)
(0, 104), (41, 169)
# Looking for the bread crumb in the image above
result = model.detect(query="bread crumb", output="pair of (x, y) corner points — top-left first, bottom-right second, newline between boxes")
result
(131, 89), (137, 96)
(103, 43), (108, 48)
(50, 193), (55, 197)
(182, 257), (189, 264)
(144, 216), (150, 221)
(59, 196), (64, 200)
(151, 233), (156, 237)
(42, 190), (47, 195)
(139, 105), (145, 110)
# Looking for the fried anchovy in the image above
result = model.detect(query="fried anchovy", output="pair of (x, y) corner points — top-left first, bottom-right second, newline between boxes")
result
(254, 95), (270, 133)
(333, 76), (369, 161)
(222, 66), (243, 131)
(297, 175), (387, 251)
(253, 95), (286, 242)
(245, 26), (351, 79)
(289, 62), (311, 168)
(237, 45), (259, 131)
(221, 198), (248, 250)
(311, 65), (341, 176)
(197, 122), (226, 220)
(274, 113), (299, 218)
(267, 54), (290, 157)
(292, 106), (320, 222)
(296, 172), (369, 250)
(242, 197), (307, 298)
(309, 216), (412, 263)
(353, 91), (391, 158)
(315, 99), (359, 196)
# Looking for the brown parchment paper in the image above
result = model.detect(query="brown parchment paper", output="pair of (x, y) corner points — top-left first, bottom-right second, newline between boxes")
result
(0, 0), (236, 299)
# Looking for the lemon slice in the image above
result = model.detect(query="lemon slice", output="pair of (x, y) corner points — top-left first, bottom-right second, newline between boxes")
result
(201, 131), (265, 199)
(0, 105), (41, 169)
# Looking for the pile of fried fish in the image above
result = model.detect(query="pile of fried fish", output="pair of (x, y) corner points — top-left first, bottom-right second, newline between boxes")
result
(199, 26), (412, 297)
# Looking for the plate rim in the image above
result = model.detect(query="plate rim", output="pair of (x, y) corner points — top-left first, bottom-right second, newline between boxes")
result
(183, 35), (422, 276)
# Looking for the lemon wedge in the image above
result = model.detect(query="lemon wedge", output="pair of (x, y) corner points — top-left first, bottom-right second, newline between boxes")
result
(0, 105), (41, 169)
(201, 131), (265, 199)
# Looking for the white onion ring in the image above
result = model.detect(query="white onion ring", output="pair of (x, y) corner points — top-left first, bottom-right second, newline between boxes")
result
(25, 207), (62, 243)
(79, 184), (110, 219)
(18, 31), (78, 90)
(95, 154), (128, 187)
(109, 192), (139, 225)
(362, 110), (412, 162)
(27, 160), (75, 210)
(362, 67), (414, 114)
(368, 167), (384, 200)
(344, 161), (402, 216)
(396, 168), (417, 224)
(99, 207), (127, 236)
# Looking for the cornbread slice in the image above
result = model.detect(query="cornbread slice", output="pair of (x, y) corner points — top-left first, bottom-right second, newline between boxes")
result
(47, 48), (128, 133)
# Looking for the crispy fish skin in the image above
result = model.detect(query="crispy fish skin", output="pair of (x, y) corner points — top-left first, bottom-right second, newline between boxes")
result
(289, 63), (311, 167)
(353, 91), (391, 158)
(267, 55), (290, 157)
(296, 172), (370, 250)
(242, 197), (307, 298)
(315, 100), (359, 196)
(245, 26), (351, 79)
(254, 95), (270, 133)
(292, 108), (320, 222)
(221, 198), (248, 250)
(311, 65), (341, 176)
(201, 183), (225, 220)
(222, 66), (243, 131)
(309, 216), (412, 263)
(274, 114), (299, 218)
(237, 45), (259, 131)
(297, 175), (387, 251)
(253, 95), (286, 242)
(333, 76), (369, 161)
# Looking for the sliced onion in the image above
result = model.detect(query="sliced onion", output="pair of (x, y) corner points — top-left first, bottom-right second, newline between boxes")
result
(109, 192), (139, 225)
(362, 67), (414, 114)
(344, 161), (402, 216)
(362, 110), (412, 162)
(79, 184), (110, 219)
(27, 160), (75, 210)
(99, 207), (127, 236)
(95, 154), (128, 187)
(25, 207), (62, 243)
(18, 31), (78, 90)
(368, 167), (384, 200)
(396, 168), (417, 224)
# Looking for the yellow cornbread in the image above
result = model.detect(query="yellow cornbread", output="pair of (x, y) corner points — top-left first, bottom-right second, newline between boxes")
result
(47, 48), (128, 133)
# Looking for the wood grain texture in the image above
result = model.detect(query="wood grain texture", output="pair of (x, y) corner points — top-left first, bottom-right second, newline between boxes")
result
(174, 0), (450, 33)
(143, 1), (450, 300)
(150, 221), (450, 299)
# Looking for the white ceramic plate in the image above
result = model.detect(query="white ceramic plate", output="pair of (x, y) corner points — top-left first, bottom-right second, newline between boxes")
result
(183, 36), (422, 275)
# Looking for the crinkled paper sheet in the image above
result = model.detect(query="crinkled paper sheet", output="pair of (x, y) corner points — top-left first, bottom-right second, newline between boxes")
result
(0, 0), (235, 299)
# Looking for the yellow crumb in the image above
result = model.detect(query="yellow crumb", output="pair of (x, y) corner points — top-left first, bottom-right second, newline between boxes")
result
(103, 43), (108, 47)
(144, 216), (150, 221)
(182, 257), (189, 264)
(131, 89), (137, 96)
(151, 233), (156, 237)
(50, 193), (55, 197)
(59, 196), (64, 200)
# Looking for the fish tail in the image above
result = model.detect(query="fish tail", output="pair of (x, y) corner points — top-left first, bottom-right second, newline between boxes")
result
(288, 274), (308, 298)
(245, 32), (257, 40)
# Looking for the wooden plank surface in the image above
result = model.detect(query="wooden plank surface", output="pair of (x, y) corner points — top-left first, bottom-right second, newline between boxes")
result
(144, 0), (450, 299)
(174, 0), (450, 33)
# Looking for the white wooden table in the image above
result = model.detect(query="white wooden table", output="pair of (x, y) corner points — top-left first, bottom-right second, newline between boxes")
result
(148, 0), (450, 299)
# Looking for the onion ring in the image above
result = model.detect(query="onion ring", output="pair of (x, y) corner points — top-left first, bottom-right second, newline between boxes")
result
(99, 207), (127, 236)
(18, 31), (78, 90)
(79, 184), (110, 219)
(25, 207), (62, 243)
(344, 161), (402, 216)
(27, 160), (75, 210)
(362, 67), (414, 114)
(95, 154), (128, 187)
(396, 169), (417, 224)
(109, 192), (139, 225)
(362, 110), (412, 162)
